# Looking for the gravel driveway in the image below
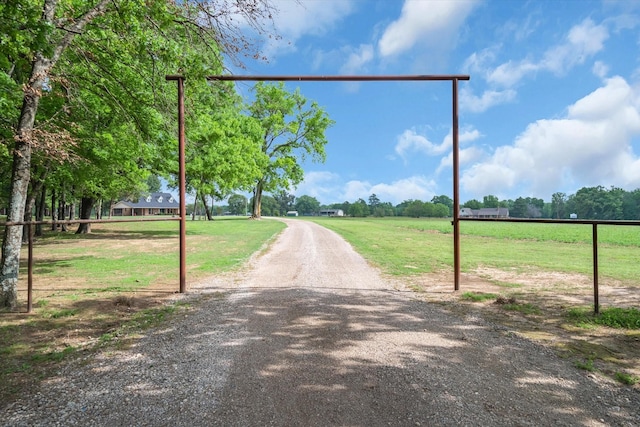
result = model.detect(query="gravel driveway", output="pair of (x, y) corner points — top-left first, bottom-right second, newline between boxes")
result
(4, 219), (639, 426)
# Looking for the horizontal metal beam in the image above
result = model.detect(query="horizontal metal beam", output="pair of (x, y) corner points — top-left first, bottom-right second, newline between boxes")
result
(206, 74), (470, 82)
(4, 217), (181, 227)
(459, 217), (640, 226)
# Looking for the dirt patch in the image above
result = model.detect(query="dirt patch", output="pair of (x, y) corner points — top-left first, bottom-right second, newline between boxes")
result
(402, 267), (640, 385)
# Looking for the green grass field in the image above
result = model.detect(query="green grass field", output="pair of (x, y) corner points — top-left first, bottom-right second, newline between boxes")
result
(18, 217), (286, 291)
(304, 217), (640, 283)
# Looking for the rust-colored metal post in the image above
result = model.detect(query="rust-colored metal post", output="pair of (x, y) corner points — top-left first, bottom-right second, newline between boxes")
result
(27, 223), (33, 313)
(178, 77), (187, 294)
(166, 75), (187, 294)
(452, 78), (461, 291)
(592, 223), (599, 314)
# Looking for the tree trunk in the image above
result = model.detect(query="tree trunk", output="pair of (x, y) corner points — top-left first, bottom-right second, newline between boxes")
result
(0, 0), (111, 307)
(192, 191), (198, 220)
(58, 189), (67, 232)
(36, 184), (46, 237)
(95, 199), (102, 220)
(51, 188), (57, 231)
(200, 193), (212, 220)
(22, 168), (47, 242)
(0, 60), (47, 307)
(252, 181), (263, 219)
(75, 197), (94, 234)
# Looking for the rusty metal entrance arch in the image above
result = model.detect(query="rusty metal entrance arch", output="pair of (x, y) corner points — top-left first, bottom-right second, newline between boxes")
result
(166, 74), (470, 293)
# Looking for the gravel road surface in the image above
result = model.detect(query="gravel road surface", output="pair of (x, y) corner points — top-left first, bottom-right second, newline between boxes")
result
(4, 219), (639, 426)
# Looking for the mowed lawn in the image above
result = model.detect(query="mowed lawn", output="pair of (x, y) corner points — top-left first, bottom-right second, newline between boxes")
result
(304, 217), (640, 284)
(15, 217), (287, 294)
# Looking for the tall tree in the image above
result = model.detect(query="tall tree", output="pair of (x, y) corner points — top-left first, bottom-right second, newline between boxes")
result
(146, 176), (162, 194)
(228, 194), (248, 216)
(247, 82), (334, 218)
(348, 198), (368, 217)
(368, 193), (381, 215)
(273, 190), (295, 214)
(551, 192), (567, 219)
(431, 195), (453, 215)
(463, 199), (482, 209)
(295, 195), (320, 215)
(0, 0), (278, 308)
(483, 195), (499, 208)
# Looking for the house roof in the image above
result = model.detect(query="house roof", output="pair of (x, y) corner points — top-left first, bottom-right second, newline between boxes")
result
(459, 207), (509, 216)
(116, 192), (179, 209)
(477, 207), (509, 215)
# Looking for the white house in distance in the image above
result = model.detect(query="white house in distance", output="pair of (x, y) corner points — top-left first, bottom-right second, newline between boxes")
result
(111, 192), (180, 216)
(459, 207), (509, 218)
(319, 209), (344, 217)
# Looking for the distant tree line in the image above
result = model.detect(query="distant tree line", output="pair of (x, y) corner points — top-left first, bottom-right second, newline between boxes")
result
(463, 186), (640, 220)
(215, 185), (640, 220)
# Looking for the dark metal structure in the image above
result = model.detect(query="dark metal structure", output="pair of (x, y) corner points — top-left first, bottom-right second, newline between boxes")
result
(166, 73), (470, 297)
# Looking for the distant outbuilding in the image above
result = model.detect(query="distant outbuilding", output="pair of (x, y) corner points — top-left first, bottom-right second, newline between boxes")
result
(319, 209), (344, 217)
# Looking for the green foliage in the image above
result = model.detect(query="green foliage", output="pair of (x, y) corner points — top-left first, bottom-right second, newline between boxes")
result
(501, 302), (541, 315)
(567, 307), (640, 329)
(348, 199), (369, 217)
(568, 186), (625, 220)
(228, 194), (248, 215)
(248, 82), (334, 217)
(295, 195), (320, 215)
(483, 195), (499, 208)
(575, 357), (596, 372)
(461, 292), (498, 302)
(31, 346), (76, 363)
(43, 308), (78, 319)
(146, 175), (162, 194)
(273, 191), (295, 214)
(260, 195), (280, 216)
(614, 372), (639, 385)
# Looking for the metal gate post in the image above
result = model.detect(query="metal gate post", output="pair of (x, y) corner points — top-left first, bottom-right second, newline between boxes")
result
(452, 78), (460, 291)
(592, 223), (599, 314)
(166, 75), (187, 294)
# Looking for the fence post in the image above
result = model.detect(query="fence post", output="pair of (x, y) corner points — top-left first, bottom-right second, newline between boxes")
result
(27, 223), (33, 313)
(592, 223), (599, 315)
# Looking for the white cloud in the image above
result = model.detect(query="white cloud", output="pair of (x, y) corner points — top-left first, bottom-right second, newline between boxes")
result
(341, 176), (438, 205)
(460, 18), (610, 112)
(436, 146), (486, 174)
(395, 129), (449, 160)
(460, 76), (640, 198)
(485, 18), (609, 88)
(378, 0), (479, 57)
(262, 0), (356, 58)
(540, 18), (609, 75)
(592, 61), (610, 78)
(395, 127), (482, 162)
(294, 171), (341, 202)
(339, 44), (375, 74)
(460, 86), (517, 113)
(297, 172), (439, 205)
(486, 59), (538, 88)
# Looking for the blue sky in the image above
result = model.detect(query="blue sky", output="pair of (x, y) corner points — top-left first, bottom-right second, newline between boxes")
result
(231, 0), (640, 206)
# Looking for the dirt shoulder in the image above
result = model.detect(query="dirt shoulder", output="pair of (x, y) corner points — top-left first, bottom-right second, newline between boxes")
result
(403, 268), (640, 387)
